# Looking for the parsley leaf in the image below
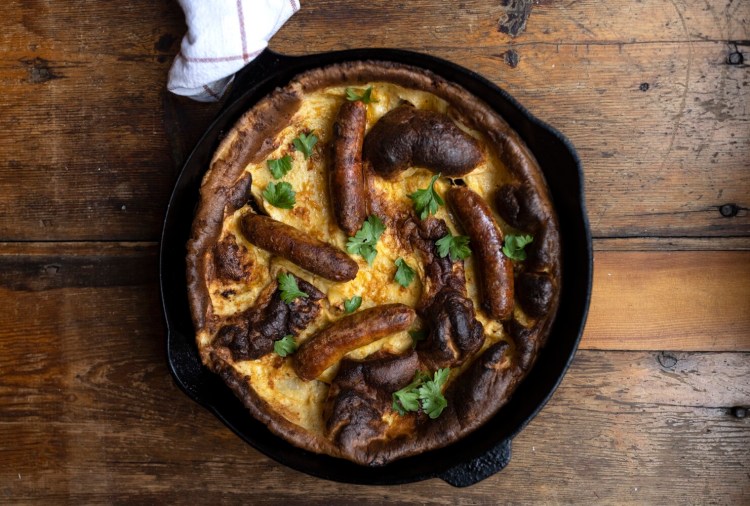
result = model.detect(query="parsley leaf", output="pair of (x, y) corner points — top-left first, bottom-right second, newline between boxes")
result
(502, 234), (534, 261)
(435, 233), (472, 261)
(418, 368), (450, 419)
(409, 173), (444, 220)
(391, 369), (450, 418)
(277, 272), (308, 303)
(343, 295), (362, 314)
(345, 86), (377, 104)
(262, 181), (296, 209)
(394, 258), (416, 287)
(346, 215), (386, 265)
(292, 132), (318, 159)
(392, 371), (431, 415)
(273, 335), (298, 357)
(408, 329), (427, 349)
(266, 155), (293, 179)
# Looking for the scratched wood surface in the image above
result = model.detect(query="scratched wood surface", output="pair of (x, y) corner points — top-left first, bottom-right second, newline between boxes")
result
(0, 0), (748, 503)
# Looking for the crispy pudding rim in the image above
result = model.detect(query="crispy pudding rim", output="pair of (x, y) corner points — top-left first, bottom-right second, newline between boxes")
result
(162, 48), (591, 486)
(186, 60), (561, 466)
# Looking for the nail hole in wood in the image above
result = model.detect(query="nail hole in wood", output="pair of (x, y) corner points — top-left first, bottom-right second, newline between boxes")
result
(730, 406), (747, 418)
(719, 203), (739, 217)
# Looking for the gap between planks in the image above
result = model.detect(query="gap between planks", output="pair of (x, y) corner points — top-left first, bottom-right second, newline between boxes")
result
(0, 242), (748, 352)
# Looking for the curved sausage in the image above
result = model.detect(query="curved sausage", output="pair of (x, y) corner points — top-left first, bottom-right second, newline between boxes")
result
(363, 104), (483, 179)
(447, 186), (514, 320)
(331, 100), (368, 235)
(239, 213), (358, 282)
(494, 183), (548, 232)
(516, 271), (554, 318)
(293, 304), (416, 381)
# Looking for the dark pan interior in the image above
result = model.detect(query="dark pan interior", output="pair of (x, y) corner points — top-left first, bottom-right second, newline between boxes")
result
(159, 48), (592, 486)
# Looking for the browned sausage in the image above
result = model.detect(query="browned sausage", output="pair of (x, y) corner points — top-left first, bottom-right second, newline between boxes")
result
(447, 186), (514, 320)
(494, 183), (549, 232)
(363, 104), (483, 179)
(331, 100), (368, 235)
(293, 304), (416, 381)
(240, 213), (358, 282)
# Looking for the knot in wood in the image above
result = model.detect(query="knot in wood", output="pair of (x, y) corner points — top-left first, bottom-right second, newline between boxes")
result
(719, 204), (739, 218)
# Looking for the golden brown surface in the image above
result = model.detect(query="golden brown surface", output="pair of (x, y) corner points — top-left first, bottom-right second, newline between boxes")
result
(1, 0), (748, 502)
(188, 62), (561, 464)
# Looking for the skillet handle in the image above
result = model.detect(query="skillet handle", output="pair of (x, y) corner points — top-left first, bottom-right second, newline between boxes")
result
(224, 49), (299, 105)
(437, 439), (512, 487)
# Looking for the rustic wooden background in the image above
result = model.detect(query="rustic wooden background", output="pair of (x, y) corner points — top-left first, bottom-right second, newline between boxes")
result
(1, 0), (748, 503)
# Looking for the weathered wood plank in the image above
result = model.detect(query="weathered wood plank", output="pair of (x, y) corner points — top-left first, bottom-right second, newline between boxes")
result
(273, 0), (750, 50)
(448, 41), (749, 239)
(1, 245), (747, 352)
(2, 344), (747, 502)
(0, 1), (747, 241)
(1, 42), (747, 240)
(585, 251), (750, 351)
(594, 236), (750, 251)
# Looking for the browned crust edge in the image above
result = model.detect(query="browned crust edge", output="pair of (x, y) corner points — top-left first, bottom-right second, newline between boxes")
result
(186, 60), (562, 466)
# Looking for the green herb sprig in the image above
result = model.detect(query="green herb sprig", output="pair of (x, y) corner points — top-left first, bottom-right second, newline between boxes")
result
(263, 181), (296, 209)
(502, 234), (534, 261)
(392, 368), (450, 419)
(435, 233), (472, 261)
(346, 215), (386, 265)
(408, 329), (427, 349)
(273, 335), (298, 357)
(409, 173), (444, 220)
(266, 155), (293, 179)
(345, 86), (377, 104)
(394, 258), (416, 287)
(277, 272), (308, 303)
(292, 132), (318, 159)
(343, 295), (362, 314)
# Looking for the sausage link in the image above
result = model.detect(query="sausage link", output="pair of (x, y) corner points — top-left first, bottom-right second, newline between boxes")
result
(240, 213), (358, 282)
(293, 304), (416, 381)
(363, 104), (483, 179)
(447, 186), (514, 320)
(331, 100), (368, 235)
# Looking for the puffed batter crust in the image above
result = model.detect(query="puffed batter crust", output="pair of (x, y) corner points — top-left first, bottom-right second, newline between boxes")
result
(186, 61), (561, 466)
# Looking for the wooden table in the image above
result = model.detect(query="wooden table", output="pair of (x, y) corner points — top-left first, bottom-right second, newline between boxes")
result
(2, 0), (748, 502)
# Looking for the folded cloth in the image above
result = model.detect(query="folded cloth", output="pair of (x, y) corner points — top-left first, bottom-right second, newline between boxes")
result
(168, 0), (300, 102)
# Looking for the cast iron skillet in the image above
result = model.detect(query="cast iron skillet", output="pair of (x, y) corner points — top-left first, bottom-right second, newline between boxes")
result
(160, 48), (592, 487)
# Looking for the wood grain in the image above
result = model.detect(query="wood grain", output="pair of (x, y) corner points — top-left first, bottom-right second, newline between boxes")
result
(585, 251), (750, 351)
(2, 318), (748, 503)
(273, 0), (750, 49)
(0, 244), (747, 355)
(0, 1), (747, 241)
(1, 0), (749, 502)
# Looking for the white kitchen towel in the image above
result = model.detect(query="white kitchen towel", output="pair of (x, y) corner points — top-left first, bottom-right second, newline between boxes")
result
(168, 0), (300, 102)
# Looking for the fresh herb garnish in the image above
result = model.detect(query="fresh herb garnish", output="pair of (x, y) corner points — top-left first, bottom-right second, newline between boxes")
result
(409, 173), (444, 220)
(502, 234), (534, 261)
(392, 368), (450, 419)
(419, 368), (450, 418)
(394, 258), (416, 287)
(345, 86), (377, 104)
(273, 335), (298, 357)
(346, 215), (386, 265)
(262, 181), (296, 209)
(392, 371), (430, 416)
(292, 132), (318, 159)
(343, 295), (362, 314)
(435, 233), (472, 261)
(266, 155), (293, 179)
(408, 329), (427, 348)
(277, 272), (308, 303)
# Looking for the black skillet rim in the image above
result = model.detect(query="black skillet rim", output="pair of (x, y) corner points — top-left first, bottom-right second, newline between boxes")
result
(159, 47), (592, 486)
